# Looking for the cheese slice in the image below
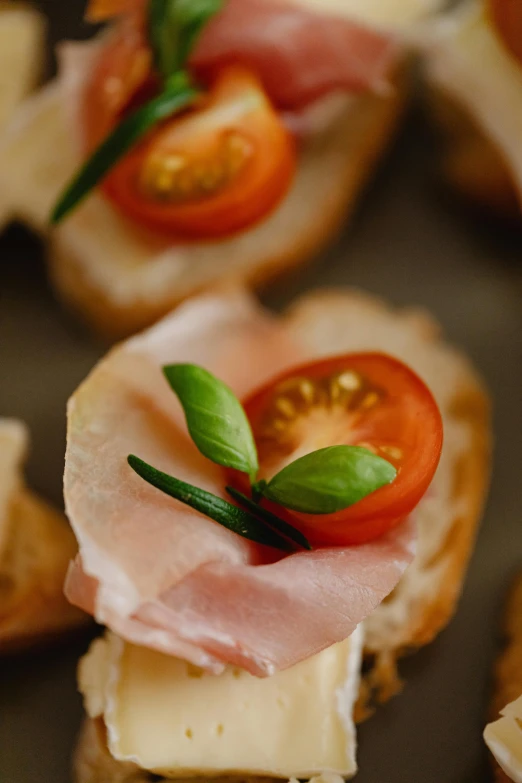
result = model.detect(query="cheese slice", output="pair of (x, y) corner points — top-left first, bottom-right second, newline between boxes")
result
(484, 695), (522, 783)
(79, 628), (363, 779)
(424, 1), (522, 203)
(293, 0), (444, 28)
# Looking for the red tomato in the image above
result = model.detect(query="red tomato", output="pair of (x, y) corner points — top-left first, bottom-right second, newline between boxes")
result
(239, 353), (443, 547)
(83, 31), (296, 238)
(489, 0), (522, 66)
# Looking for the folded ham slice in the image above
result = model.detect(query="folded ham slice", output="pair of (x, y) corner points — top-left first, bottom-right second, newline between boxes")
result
(64, 289), (415, 676)
(191, 0), (398, 109)
(83, 0), (397, 111)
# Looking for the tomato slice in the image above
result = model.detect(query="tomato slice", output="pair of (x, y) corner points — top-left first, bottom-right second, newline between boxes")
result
(238, 353), (443, 547)
(489, 0), (522, 66)
(83, 29), (296, 238)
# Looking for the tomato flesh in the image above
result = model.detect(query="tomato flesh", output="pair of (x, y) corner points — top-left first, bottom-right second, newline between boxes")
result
(489, 0), (522, 66)
(238, 353), (443, 547)
(82, 25), (296, 238)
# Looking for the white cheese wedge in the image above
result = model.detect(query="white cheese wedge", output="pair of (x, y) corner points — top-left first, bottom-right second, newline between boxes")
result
(424, 1), (522, 202)
(79, 627), (363, 780)
(293, 0), (444, 28)
(484, 695), (522, 783)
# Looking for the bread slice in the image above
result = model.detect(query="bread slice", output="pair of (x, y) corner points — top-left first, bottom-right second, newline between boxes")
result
(0, 2), (44, 128)
(71, 287), (490, 779)
(426, 88), (519, 219)
(0, 66), (409, 338)
(0, 2), (45, 229)
(421, 2), (522, 219)
(486, 573), (522, 783)
(0, 419), (88, 653)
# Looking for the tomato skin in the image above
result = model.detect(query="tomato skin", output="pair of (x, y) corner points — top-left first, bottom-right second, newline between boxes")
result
(102, 67), (296, 238)
(239, 353), (443, 547)
(489, 0), (522, 66)
(82, 29), (296, 238)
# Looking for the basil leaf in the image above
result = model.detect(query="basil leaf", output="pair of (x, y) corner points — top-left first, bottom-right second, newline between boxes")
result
(128, 455), (291, 551)
(163, 364), (258, 480)
(149, 0), (223, 78)
(262, 446), (397, 515)
(50, 74), (199, 225)
(225, 486), (312, 551)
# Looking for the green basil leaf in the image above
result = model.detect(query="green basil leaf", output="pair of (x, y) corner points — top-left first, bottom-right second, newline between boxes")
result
(128, 455), (291, 551)
(163, 364), (258, 480)
(225, 486), (312, 551)
(50, 74), (199, 225)
(262, 446), (397, 515)
(148, 0), (224, 78)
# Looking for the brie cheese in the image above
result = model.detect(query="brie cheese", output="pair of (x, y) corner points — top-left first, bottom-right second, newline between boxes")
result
(424, 1), (522, 202)
(79, 627), (363, 779)
(484, 695), (522, 783)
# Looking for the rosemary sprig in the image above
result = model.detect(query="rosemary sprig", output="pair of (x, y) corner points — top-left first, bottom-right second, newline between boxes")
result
(128, 455), (294, 552)
(225, 486), (312, 551)
(51, 74), (199, 224)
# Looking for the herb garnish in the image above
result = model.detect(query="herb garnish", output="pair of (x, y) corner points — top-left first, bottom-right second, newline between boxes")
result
(51, 0), (224, 224)
(128, 364), (397, 552)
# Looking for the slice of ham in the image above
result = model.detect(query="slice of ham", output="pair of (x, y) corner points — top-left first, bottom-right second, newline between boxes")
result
(64, 288), (416, 676)
(83, 0), (397, 111)
(191, 0), (398, 109)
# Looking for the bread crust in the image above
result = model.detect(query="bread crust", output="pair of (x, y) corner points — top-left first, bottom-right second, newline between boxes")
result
(427, 87), (519, 219)
(74, 719), (151, 783)
(0, 420), (88, 653)
(488, 573), (522, 783)
(45, 74), (407, 339)
(0, 490), (88, 653)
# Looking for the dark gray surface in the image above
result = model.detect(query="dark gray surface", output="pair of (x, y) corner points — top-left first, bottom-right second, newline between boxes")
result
(1, 3), (522, 780)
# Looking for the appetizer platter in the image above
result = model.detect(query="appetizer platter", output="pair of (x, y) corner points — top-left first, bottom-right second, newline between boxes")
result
(1, 1), (522, 783)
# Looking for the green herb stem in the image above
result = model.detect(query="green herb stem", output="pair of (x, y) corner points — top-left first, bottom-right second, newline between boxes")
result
(225, 486), (312, 551)
(51, 75), (200, 225)
(148, 0), (224, 79)
(127, 455), (292, 552)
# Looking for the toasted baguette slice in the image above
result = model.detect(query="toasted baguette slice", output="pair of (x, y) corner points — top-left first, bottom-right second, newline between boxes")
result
(0, 419), (87, 652)
(0, 2), (45, 228)
(426, 89), (519, 219)
(0, 72), (408, 338)
(421, 2), (522, 219)
(72, 287), (490, 780)
(485, 573), (522, 783)
(0, 3), (44, 128)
